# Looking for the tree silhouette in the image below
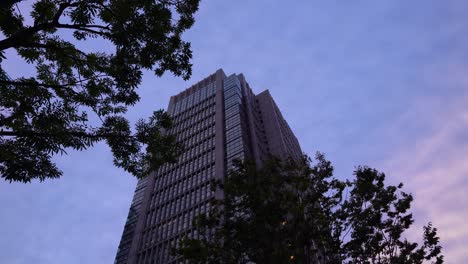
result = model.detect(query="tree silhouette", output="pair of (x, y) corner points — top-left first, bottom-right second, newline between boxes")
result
(174, 154), (444, 264)
(0, 0), (200, 182)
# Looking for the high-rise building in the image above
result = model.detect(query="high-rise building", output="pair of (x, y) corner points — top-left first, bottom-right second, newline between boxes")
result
(114, 69), (302, 264)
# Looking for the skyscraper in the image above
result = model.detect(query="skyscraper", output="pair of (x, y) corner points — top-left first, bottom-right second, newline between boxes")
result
(114, 69), (302, 264)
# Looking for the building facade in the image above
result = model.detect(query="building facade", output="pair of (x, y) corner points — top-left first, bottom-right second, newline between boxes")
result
(114, 69), (302, 264)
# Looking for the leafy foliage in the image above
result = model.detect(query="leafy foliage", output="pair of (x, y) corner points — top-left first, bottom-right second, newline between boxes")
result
(0, 0), (200, 182)
(174, 154), (444, 264)
(338, 167), (444, 264)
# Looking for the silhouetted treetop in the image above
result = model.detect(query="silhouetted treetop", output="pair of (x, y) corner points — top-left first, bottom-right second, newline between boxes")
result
(0, 0), (200, 182)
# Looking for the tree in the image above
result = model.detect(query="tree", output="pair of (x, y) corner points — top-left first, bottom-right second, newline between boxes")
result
(0, 0), (200, 182)
(174, 154), (444, 264)
(337, 167), (444, 264)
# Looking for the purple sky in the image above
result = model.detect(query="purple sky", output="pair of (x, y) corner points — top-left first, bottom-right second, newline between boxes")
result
(1, 0), (468, 263)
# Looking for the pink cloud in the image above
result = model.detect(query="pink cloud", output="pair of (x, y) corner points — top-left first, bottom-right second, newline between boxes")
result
(378, 87), (468, 262)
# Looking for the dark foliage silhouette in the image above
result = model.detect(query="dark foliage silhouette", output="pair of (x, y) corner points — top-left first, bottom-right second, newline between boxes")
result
(0, 0), (200, 182)
(174, 154), (444, 264)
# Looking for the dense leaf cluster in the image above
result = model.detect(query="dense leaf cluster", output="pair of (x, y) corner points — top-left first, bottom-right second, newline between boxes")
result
(175, 154), (444, 264)
(0, 0), (200, 182)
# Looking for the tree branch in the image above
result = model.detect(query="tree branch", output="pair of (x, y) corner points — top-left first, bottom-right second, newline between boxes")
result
(0, 21), (110, 51)
(0, 23), (53, 51)
(1, 79), (73, 89)
(0, 129), (133, 139)
(0, 73), (109, 91)
(53, 1), (76, 23)
(55, 23), (109, 36)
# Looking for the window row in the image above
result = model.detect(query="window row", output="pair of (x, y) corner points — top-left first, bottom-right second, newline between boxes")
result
(172, 93), (215, 119)
(223, 76), (241, 89)
(225, 125), (243, 144)
(226, 138), (245, 158)
(224, 93), (242, 109)
(153, 161), (215, 195)
(224, 84), (241, 99)
(156, 152), (215, 192)
(226, 138), (244, 153)
(145, 198), (213, 240)
(136, 176), (149, 189)
(172, 84), (216, 115)
(177, 123), (215, 149)
(173, 111), (215, 135)
(158, 137), (215, 177)
(172, 103), (215, 130)
(174, 115), (216, 142)
(152, 167), (215, 207)
(159, 124), (215, 175)
(137, 224), (215, 264)
(178, 137), (215, 164)
(225, 114), (240, 131)
(225, 103), (241, 120)
(184, 128), (214, 150)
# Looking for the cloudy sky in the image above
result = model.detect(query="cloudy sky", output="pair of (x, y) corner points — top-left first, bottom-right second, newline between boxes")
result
(1, 0), (467, 263)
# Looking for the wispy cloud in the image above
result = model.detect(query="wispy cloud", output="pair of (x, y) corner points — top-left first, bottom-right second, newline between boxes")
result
(1, 1), (467, 263)
(378, 67), (468, 262)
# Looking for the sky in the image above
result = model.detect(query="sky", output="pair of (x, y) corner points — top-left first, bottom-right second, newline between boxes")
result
(1, 0), (467, 263)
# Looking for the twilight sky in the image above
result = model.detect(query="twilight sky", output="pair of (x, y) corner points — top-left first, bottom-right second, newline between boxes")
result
(1, 0), (468, 263)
